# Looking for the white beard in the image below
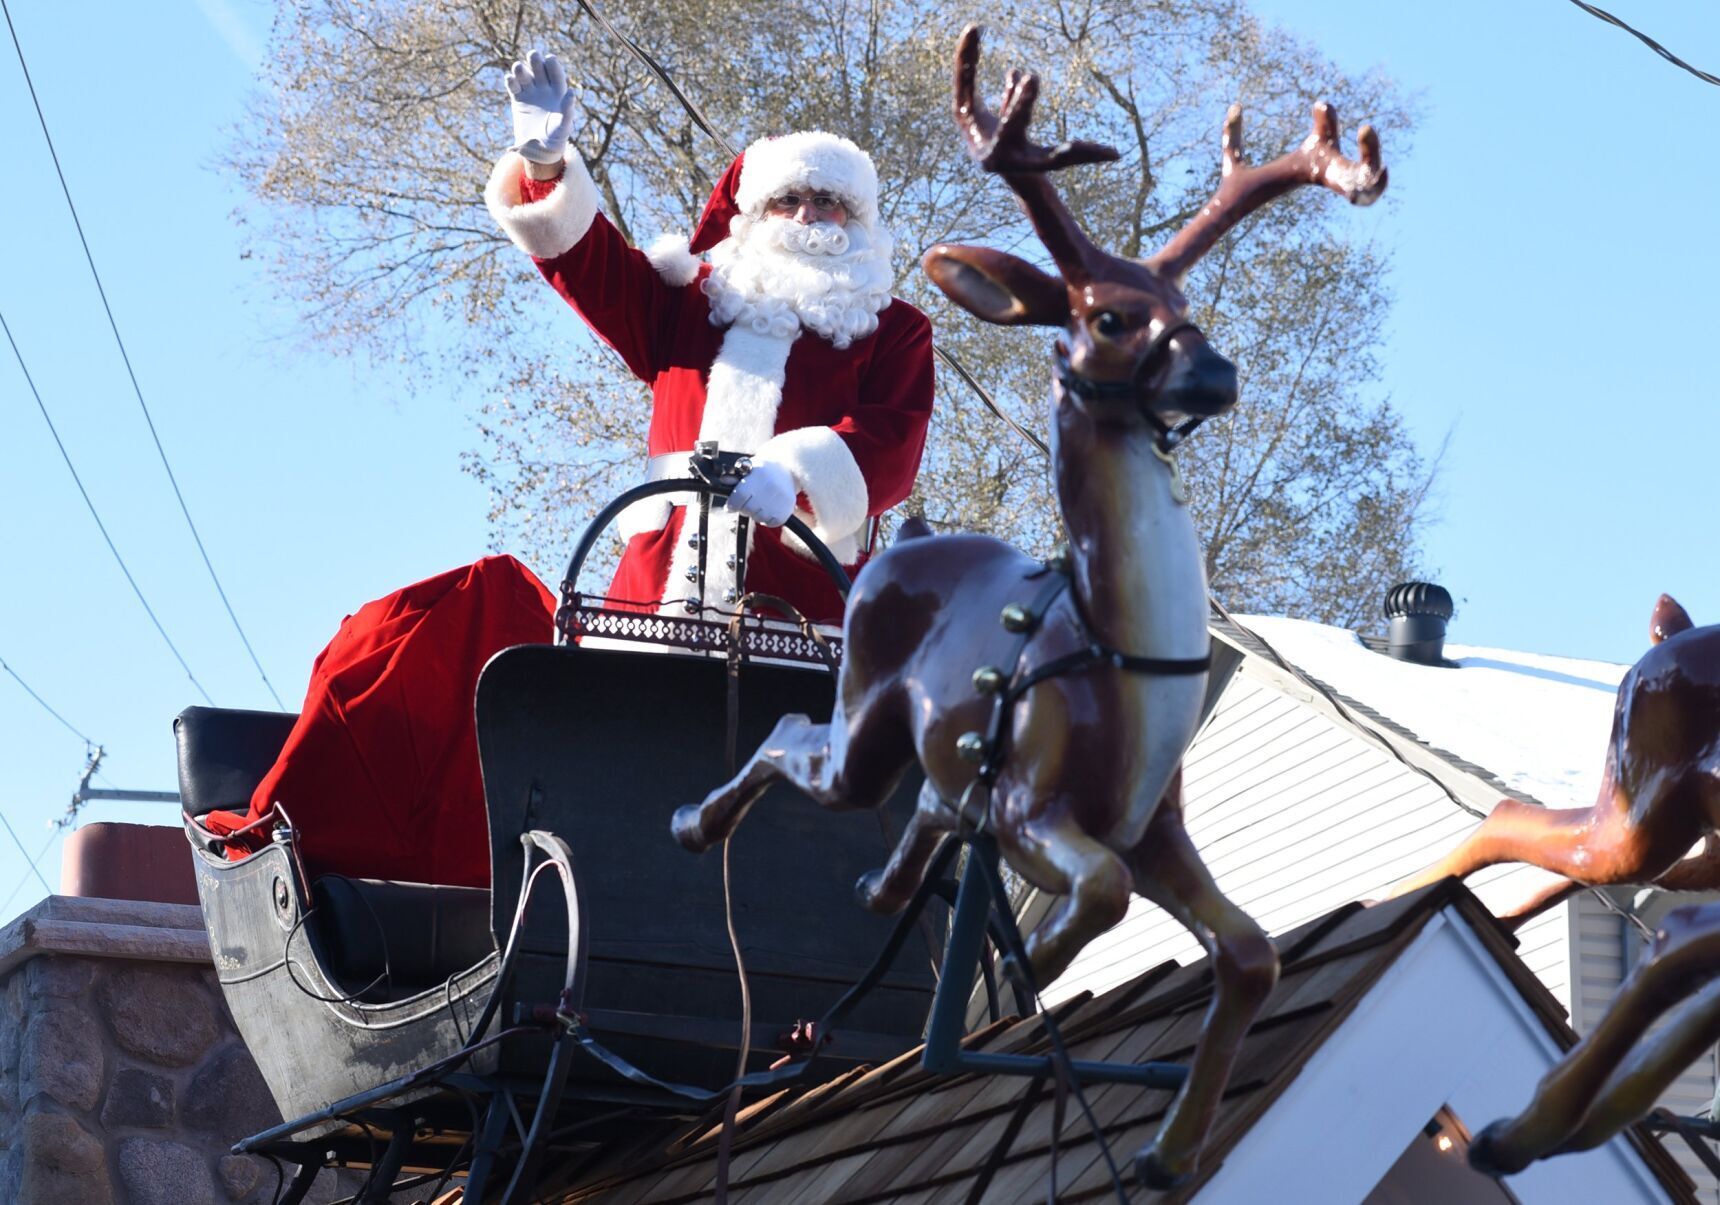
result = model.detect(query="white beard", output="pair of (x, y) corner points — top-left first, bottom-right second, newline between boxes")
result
(702, 214), (895, 349)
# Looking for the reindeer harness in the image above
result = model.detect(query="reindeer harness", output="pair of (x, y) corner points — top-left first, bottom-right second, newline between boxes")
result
(958, 558), (1213, 795)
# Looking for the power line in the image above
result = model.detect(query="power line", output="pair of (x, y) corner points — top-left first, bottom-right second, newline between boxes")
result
(2, 0), (285, 709)
(0, 828), (59, 914)
(0, 654), (95, 745)
(1565, 0), (1720, 87)
(0, 808), (53, 897)
(1, 309), (214, 705)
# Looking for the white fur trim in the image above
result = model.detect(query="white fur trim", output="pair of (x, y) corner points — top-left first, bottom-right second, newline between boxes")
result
(484, 147), (598, 260)
(754, 426), (869, 562)
(698, 327), (797, 453)
(615, 454), (693, 542)
(736, 131), (879, 229)
(644, 234), (701, 287)
(663, 327), (794, 614)
(616, 497), (673, 543)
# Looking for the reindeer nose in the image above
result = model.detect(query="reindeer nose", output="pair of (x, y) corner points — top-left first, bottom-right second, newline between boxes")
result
(1159, 342), (1237, 418)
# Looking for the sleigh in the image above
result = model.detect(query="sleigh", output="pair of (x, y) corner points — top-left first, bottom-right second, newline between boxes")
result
(178, 462), (947, 1202)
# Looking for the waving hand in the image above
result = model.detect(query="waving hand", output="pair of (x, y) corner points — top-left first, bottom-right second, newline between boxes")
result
(507, 50), (577, 165)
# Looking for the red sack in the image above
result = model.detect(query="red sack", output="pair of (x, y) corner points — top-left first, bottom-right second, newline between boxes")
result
(204, 556), (556, 887)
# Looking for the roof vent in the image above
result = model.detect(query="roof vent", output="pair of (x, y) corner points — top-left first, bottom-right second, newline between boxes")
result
(1383, 582), (1453, 666)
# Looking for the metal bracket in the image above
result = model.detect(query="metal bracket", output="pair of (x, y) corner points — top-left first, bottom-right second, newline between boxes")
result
(921, 833), (1188, 1091)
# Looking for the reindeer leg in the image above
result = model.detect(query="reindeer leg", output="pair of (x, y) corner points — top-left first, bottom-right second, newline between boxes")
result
(1469, 901), (1720, 1176)
(672, 694), (912, 853)
(1388, 787), (1699, 906)
(672, 713), (823, 852)
(1497, 851), (1720, 930)
(856, 778), (962, 914)
(998, 802), (1132, 987)
(1123, 789), (1279, 1190)
(1554, 977), (1720, 1157)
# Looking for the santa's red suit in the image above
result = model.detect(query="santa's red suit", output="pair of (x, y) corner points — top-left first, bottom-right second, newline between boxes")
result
(484, 131), (934, 624)
(206, 134), (937, 891)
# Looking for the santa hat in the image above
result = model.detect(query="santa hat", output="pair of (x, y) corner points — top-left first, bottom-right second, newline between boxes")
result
(715, 131), (880, 243)
(646, 132), (881, 283)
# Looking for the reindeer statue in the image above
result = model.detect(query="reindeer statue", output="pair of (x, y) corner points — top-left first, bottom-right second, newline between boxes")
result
(672, 26), (1387, 1187)
(1469, 888), (1720, 1177)
(1389, 594), (1720, 924)
(1409, 602), (1720, 1177)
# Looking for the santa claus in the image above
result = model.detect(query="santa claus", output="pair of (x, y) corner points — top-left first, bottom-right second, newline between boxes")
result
(484, 50), (934, 626)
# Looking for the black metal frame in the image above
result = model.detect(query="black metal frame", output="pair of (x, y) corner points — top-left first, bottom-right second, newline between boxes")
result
(235, 834), (1184, 1202)
(557, 446), (853, 632)
(924, 832), (1187, 1089)
(232, 831), (591, 1205)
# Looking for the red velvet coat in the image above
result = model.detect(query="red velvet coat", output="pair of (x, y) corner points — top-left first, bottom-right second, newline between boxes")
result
(487, 152), (934, 625)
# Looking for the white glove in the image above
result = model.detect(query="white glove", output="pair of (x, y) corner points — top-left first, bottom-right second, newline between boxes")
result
(725, 461), (797, 528)
(506, 50), (576, 166)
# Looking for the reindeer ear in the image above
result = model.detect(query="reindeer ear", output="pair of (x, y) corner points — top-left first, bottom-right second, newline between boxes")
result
(922, 244), (1068, 327)
(1651, 594), (1694, 644)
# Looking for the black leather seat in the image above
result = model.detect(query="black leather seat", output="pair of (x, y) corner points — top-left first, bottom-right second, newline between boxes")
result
(311, 876), (495, 998)
(174, 706), (299, 817)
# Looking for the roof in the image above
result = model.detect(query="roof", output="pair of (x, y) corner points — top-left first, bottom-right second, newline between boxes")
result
(1224, 614), (1627, 810)
(535, 881), (1693, 1203)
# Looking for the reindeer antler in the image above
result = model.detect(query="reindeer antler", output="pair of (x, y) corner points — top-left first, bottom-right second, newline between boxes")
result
(952, 25), (1119, 285)
(1148, 102), (1388, 284)
(954, 27), (1118, 176)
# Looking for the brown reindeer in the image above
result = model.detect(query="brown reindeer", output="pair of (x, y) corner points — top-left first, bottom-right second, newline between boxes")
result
(1432, 601), (1720, 1176)
(672, 26), (1387, 1187)
(1389, 595), (1720, 926)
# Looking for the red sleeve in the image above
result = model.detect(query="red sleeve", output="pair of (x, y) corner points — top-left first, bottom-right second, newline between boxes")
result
(518, 169), (682, 382)
(842, 304), (935, 514)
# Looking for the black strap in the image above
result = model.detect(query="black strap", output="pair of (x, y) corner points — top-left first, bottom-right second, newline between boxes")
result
(975, 568), (1212, 785)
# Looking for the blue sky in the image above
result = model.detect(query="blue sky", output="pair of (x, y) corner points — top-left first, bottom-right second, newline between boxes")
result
(0, 0), (1715, 923)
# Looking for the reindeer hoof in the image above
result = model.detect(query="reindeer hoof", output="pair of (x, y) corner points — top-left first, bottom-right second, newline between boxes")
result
(671, 805), (711, 853)
(855, 869), (907, 913)
(855, 870), (886, 910)
(1466, 1122), (1524, 1179)
(1135, 1145), (1196, 1191)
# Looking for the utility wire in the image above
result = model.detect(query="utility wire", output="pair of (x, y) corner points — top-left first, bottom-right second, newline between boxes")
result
(0, 809), (54, 897)
(0, 829), (59, 913)
(1, 310), (214, 705)
(1564, 0), (1719, 87)
(0, 654), (95, 745)
(2, 0), (284, 708)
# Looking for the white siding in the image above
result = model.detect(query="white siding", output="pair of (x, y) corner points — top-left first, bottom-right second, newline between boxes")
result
(1515, 903), (1570, 1010)
(1049, 675), (1570, 1010)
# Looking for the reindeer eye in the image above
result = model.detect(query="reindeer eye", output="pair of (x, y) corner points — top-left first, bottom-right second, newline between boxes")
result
(1093, 311), (1125, 337)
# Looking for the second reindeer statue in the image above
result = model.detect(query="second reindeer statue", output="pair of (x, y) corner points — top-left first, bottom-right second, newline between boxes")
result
(674, 26), (1387, 1187)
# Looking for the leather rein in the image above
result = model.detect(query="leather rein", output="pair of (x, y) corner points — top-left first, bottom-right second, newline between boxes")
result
(1053, 318), (1208, 453)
